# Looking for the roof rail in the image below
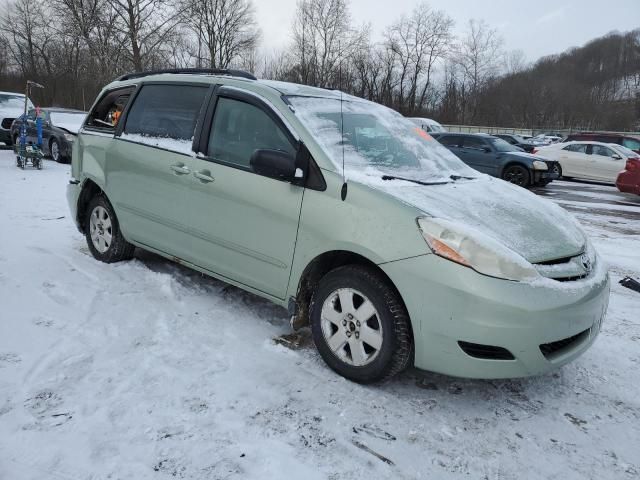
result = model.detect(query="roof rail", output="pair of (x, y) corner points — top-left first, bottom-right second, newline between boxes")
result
(116, 68), (257, 82)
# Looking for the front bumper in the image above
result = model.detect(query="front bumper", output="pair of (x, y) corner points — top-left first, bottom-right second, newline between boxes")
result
(533, 170), (560, 184)
(381, 253), (610, 379)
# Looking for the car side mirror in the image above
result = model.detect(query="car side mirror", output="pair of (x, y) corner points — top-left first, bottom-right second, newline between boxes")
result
(612, 153), (622, 160)
(250, 149), (296, 181)
(483, 147), (492, 153)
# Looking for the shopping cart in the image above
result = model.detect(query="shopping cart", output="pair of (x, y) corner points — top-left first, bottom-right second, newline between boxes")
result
(14, 80), (45, 170)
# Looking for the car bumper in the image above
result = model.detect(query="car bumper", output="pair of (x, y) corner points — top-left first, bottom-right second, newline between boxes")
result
(534, 170), (560, 183)
(381, 253), (610, 379)
(0, 128), (11, 144)
(616, 171), (640, 195)
(67, 180), (82, 232)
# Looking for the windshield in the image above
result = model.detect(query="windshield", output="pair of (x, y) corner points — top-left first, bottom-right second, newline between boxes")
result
(614, 144), (639, 158)
(487, 137), (521, 152)
(0, 94), (31, 110)
(288, 96), (477, 183)
(50, 112), (87, 129)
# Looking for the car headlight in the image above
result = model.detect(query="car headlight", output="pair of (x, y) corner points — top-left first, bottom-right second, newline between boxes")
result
(532, 160), (548, 170)
(64, 133), (75, 142)
(417, 217), (540, 281)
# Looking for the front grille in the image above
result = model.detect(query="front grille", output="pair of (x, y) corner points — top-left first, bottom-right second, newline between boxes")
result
(539, 328), (590, 359)
(1, 118), (14, 129)
(458, 341), (515, 360)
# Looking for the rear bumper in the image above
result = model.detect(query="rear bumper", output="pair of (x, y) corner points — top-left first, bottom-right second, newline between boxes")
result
(616, 171), (640, 195)
(381, 253), (610, 379)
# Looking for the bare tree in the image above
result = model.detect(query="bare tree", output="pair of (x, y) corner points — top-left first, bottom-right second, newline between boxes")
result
(291, 0), (367, 88)
(182, 0), (259, 69)
(384, 2), (453, 114)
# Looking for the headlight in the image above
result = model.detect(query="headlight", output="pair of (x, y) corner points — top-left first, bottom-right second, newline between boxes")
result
(417, 217), (540, 281)
(64, 133), (75, 142)
(532, 160), (548, 170)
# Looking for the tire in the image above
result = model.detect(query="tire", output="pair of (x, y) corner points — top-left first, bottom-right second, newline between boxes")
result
(50, 138), (62, 163)
(310, 265), (413, 384)
(502, 164), (531, 188)
(85, 195), (135, 263)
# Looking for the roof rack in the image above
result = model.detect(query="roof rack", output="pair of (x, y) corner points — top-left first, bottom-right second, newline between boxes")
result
(116, 68), (257, 82)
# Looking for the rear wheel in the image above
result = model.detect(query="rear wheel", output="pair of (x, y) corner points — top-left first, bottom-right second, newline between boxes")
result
(502, 164), (531, 188)
(85, 195), (135, 263)
(310, 265), (413, 384)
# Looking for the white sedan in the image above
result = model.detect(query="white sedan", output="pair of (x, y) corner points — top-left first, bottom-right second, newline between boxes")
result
(534, 141), (637, 183)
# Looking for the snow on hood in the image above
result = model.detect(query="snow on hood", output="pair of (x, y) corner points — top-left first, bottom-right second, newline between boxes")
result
(289, 95), (586, 264)
(366, 174), (586, 263)
(0, 107), (24, 120)
(50, 112), (86, 134)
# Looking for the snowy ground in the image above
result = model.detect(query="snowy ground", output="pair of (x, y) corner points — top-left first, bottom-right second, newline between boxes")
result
(1, 151), (639, 480)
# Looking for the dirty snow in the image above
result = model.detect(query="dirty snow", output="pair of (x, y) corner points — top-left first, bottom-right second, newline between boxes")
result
(1, 151), (639, 479)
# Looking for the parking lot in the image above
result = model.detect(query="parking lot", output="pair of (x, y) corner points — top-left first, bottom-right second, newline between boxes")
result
(1, 151), (639, 479)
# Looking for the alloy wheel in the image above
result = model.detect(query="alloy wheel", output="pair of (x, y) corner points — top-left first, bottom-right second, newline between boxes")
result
(89, 206), (113, 253)
(320, 288), (383, 366)
(51, 141), (59, 162)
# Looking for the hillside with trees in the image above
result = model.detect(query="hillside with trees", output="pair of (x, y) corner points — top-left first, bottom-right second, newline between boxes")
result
(1, 0), (638, 131)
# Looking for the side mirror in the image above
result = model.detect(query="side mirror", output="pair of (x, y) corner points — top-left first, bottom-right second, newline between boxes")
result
(250, 149), (296, 181)
(483, 146), (492, 153)
(612, 153), (622, 160)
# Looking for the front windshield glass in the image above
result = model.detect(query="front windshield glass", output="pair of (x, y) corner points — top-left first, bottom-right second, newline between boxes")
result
(487, 137), (521, 152)
(288, 96), (477, 183)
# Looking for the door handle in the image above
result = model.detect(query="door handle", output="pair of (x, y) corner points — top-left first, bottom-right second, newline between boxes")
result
(170, 164), (190, 175)
(194, 170), (215, 183)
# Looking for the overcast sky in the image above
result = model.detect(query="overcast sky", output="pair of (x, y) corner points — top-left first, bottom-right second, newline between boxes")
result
(255, 0), (640, 62)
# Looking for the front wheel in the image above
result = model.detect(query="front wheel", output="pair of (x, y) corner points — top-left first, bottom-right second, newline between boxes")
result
(85, 195), (135, 263)
(310, 265), (413, 384)
(50, 138), (62, 163)
(502, 164), (531, 188)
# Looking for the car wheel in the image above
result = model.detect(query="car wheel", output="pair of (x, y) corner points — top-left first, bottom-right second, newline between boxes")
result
(85, 195), (135, 263)
(502, 164), (531, 187)
(310, 265), (413, 384)
(50, 138), (62, 163)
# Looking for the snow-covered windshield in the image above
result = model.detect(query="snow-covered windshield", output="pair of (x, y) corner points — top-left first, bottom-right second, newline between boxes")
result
(288, 96), (477, 183)
(50, 112), (87, 133)
(0, 94), (31, 110)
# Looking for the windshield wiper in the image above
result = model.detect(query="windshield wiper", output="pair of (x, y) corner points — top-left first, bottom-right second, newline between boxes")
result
(381, 175), (450, 186)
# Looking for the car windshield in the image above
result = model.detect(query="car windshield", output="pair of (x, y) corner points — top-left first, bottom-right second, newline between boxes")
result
(487, 137), (521, 152)
(614, 144), (639, 158)
(50, 112), (87, 130)
(0, 94), (30, 109)
(287, 96), (477, 183)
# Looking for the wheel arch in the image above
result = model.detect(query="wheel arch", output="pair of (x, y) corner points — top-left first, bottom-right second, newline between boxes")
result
(76, 178), (105, 231)
(291, 250), (413, 341)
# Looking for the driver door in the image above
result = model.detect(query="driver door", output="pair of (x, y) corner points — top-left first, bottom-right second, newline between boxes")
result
(187, 88), (304, 299)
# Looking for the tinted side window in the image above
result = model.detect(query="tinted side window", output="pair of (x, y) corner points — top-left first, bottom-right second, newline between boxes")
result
(438, 135), (461, 147)
(592, 145), (614, 157)
(207, 97), (295, 169)
(86, 87), (135, 131)
(564, 144), (587, 153)
(463, 136), (488, 150)
(124, 84), (208, 141)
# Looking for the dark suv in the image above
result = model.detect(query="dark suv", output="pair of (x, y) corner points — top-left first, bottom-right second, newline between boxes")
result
(432, 133), (560, 188)
(565, 133), (640, 154)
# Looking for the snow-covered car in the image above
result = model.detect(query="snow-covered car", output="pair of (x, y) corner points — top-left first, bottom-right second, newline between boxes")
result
(0, 91), (34, 146)
(409, 117), (446, 133)
(534, 141), (635, 183)
(66, 69), (610, 383)
(10, 108), (87, 163)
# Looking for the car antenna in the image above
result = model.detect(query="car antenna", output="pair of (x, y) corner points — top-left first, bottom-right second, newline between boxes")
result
(340, 68), (347, 201)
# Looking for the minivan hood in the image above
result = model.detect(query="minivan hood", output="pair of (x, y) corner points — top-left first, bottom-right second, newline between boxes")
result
(379, 176), (585, 263)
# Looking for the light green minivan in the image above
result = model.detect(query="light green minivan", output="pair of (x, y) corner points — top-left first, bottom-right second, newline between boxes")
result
(67, 69), (610, 383)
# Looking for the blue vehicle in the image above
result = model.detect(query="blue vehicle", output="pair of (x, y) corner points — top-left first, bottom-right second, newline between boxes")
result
(431, 132), (561, 188)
